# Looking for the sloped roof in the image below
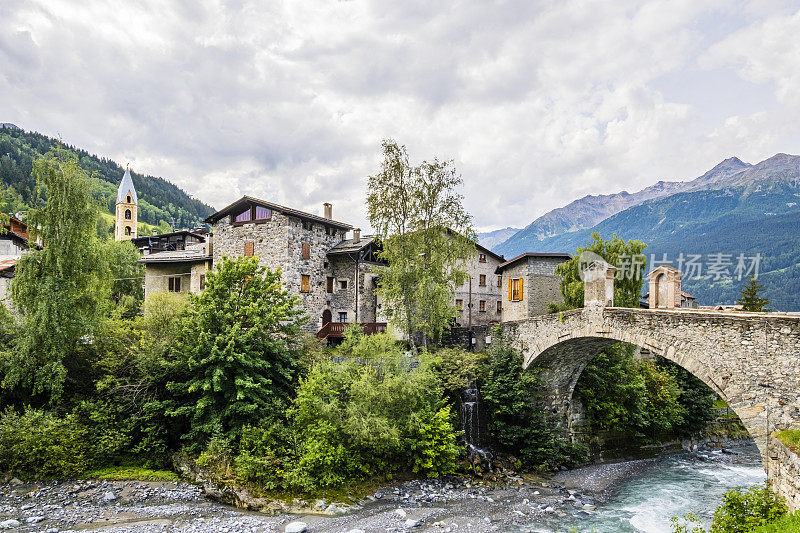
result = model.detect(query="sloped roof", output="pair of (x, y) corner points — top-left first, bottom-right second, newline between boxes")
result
(117, 167), (138, 204)
(0, 258), (17, 277)
(204, 195), (353, 229)
(327, 235), (377, 255)
(139, 244), (211, 264)
(496, 252), (572, 272)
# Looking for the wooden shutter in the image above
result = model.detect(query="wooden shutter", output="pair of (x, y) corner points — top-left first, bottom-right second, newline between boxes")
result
(301, 274), (310, 293)
(244, 241), (254, 257)
(508, 279), (513, 301)
(518, 278), (523, 301)
(327, 276), (334, 293)
(302, 242), (310, 260)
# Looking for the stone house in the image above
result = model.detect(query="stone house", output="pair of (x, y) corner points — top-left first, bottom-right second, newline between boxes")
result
(204, 196), (386, 337)
(496, 252), (572, 321)
(139, 242), (212, 299)
(453, 245), (505, 327)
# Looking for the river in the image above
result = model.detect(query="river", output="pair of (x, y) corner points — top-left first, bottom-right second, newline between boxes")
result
(524, 442), (766, 533)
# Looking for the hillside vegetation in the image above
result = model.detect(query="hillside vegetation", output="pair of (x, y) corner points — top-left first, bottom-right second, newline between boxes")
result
(0, 126), (214, 228)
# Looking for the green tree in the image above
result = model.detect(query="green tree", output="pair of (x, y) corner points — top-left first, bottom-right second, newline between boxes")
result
(168, 256), (306, 450)
(736, 275), (771, 312)
(366, 140), (475, 347)
(104, 240), (145, 316)
(555, 232), (647, 309)
(4, 148), (109, 400)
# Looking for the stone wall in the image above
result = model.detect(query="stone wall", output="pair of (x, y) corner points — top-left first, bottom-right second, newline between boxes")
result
(143, 260), (210, 299)
(766, 436), (800, 512)
(500, 256), (566, 322)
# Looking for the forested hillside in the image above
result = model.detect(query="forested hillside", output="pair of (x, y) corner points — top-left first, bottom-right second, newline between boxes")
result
(0, 126), (214, 228)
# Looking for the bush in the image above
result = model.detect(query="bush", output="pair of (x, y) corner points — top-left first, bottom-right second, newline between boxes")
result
(751, 512), (800, 533)
(671, 483), (787, 533)
(0, 408), (92, 478)
(775, 430), (800, 453)
(481, 344), (586, 470)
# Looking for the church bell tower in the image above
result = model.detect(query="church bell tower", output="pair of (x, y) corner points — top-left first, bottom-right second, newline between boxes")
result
(115, 166), (138, 241)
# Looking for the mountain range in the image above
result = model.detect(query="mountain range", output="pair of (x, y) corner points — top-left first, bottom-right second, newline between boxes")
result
(488, 153), (800, 312)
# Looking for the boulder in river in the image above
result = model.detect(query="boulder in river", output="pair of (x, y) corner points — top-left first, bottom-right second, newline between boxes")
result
(285, 521), (308, 533)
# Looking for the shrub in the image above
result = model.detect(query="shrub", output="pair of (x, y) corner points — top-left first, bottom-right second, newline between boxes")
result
(671, 483), (787, 533)
(751, 512), (800, 533)
(775, 430), (800, 453)
(0, 408), (92, 478)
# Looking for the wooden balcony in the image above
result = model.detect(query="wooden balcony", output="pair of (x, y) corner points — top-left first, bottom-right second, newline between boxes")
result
(316, 321), (387, 339)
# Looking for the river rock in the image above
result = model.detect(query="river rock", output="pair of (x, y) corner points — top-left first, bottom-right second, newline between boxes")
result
(102, 490), (117, 502)
(347, 530), (366, 533)
(0, 519), (21, 528)
(582, 504), (597, 511)
(25, 516), (45, 524)
(285, 522), (308, 533)
(395, 508), (407, 518)
(405, 518), (421, 527)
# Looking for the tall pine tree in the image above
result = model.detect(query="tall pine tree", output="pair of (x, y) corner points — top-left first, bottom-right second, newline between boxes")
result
(736, 275), (771, 312)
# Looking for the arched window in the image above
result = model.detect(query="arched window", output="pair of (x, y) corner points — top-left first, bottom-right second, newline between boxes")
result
(126, 195), (131, 203)
(124, 209), (132, 220)
(656, 273), (667, 308)
(124, 226), (131, 236)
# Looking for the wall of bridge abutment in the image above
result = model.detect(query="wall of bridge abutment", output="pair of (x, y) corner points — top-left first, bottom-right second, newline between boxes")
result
(500, 306), (800, 511)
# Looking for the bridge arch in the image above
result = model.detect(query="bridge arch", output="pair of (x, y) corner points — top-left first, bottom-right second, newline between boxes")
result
(500, 306), (800, 509)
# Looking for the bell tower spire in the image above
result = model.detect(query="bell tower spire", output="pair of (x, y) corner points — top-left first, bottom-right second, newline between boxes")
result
(114, 165), (138, 241)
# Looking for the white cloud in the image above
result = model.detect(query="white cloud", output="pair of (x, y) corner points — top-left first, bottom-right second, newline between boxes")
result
(1, 0), (798, 232)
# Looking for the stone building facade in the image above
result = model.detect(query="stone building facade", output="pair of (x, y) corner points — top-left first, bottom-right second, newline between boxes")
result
(453, 245), (505, 326)
(497, 253), (571, 321)
(205, 196), (385, 334)
(646, 264), (698, 309)
(0, 215), (35, 308)
(139, 243), (212, 299)
(115, 167), (138, 241)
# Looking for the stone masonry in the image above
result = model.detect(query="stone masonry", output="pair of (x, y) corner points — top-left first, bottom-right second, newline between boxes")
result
(499, 254), (570, 321)
(501, 306), (800, 510)
(454, 248), (504, 327)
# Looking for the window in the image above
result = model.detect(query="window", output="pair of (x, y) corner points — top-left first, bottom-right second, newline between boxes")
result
(497, 275), (502, 287)
(301, 274), (310, 293)
(339, 280), (348, 290)
(126, 195), (131, 203)
(479, 274), (486, 286)
(254, 206), (272, 220)
(200, 274), (206, 291)
(479, 253), (486, 263)
(124, 209), (132, 220)
(124, 226), (131, 236)
(479, 300), (486, 312)
(338, 312), (348, 322)
(509, 278), (523, 302)
(302, 220), (313, 231)
(302, 242), (311, 260)
(497, 301), (502, 313)
(456, 299), (463, 311)
(327, 276), (334, 293)
(234, 208), (252, 223)
(168, 276), (182, 293)
(244, 241), (254, 257)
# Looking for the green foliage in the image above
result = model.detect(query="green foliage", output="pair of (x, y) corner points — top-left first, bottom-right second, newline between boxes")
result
(750, 512), (800, 533)
(775, 430), (800, 452)
(575, 344), (688, 440)
(5, 148), (110, 401)
(104, 239), (145, 316)
(168, 256), (306, 450)
(338, 325), (403, 360)
(481, 343), (586, 470)
(0, 128), (213, 227)
(367, 139), (476, 347)
(555, 232), (647, 308)
(429, 347), (487, 395)
(672, 483), (787, 533)
(83, 466), (179, 482)
(737, 276), (771, 312)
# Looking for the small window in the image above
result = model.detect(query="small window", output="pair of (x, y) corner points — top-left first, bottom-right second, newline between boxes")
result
(200, 274), (206, 291)
(327, 276), (334, 293)
(339, 279), (348, 290)
(124, 209), (132, 220)
(338, 312), (348, 322)
(126, 195), (131, 203)
(479, 253), (486, 263)
(456, 299), (463, 311)
(497, 275), (502, 287)
(124, 226), (131, 236)
(254, 206), (271, 220)
(301, 274), (310, 293)
(479, 300), (486, 312)
(497, 301), (502, 313)
(244, 241), (254, 257)
(168, 276), (182, 293)
(234, 208), (252, 223)
(479, 274), (486, 286)
(302, 242), (311, 260)
(509, 278), (523, 302)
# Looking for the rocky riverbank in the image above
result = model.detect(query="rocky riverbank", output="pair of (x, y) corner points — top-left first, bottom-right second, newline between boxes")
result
(0, 443), (757, 532)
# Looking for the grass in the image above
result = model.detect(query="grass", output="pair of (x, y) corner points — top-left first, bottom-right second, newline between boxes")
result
(83, 466), (180, 482)
(775, 430), (800, 453)
(751, 512), (800, 532)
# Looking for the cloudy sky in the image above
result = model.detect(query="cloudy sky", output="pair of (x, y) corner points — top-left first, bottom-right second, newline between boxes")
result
(2, 0), (800, 231)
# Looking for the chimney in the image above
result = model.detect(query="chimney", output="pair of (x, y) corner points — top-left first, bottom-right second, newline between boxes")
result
(353, 228), (361, 243)
(323, 202), (332, 219)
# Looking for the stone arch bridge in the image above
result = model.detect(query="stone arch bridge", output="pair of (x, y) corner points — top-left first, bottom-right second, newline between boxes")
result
(500, 306), (800, 509)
